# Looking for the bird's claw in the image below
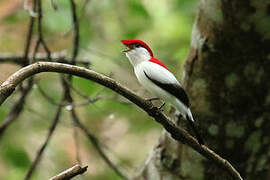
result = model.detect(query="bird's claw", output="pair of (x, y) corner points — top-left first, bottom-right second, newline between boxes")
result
(158, 102), (166, 110)
(146, 98), (165, 116)
(148, 102), (165, 117)
(146, 97), (160, 102)
(147, 97), (165, 110)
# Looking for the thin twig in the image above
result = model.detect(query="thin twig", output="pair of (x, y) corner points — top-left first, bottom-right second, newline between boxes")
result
(0, 62), (243, 180)
(24, 0), (38, 17)
(24, 0), (36, 61)
(0, 78), (33, 140)
(49, 164), (88, 180)
(0, 0), (36, 140)
(66, 0), (80, 88)
(71, 108), (131, 180)
(37, 83), (100, 107)
(73, 127), (82, 165)
(0, 53), (91, 66)
(32, 39), (41, 62)
(61, 75), (131, 180)
(62, 77), (105, 99)
(60, 70), (80, 169)
(50, 0), (58, 10)
(69, 0), (79, 64)
(80, 0), (90, 19)
(24, 106), (48, 120)
(24, 104), (62, 180)
(34, 0), (51, 61)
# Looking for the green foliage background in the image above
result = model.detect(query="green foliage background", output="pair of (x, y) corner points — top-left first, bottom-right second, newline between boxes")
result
(0, 0), (198, 179)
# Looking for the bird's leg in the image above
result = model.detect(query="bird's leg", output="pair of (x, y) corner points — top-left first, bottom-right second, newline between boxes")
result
(146, 97), (165, 112)
(158, 102), (166, 110)
(146, 97), (160, 102)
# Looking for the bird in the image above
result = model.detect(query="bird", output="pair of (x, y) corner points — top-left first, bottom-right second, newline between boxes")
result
(121, 39), (204, 145)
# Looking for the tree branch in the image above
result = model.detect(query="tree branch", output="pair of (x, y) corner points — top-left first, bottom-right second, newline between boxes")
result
(37, 82), (100, 107)
(0, 0), (36, 140)
(49, 164), (88, 180)
(70, 108), (131, 180)
(60, 74), (130, 179)
(0, 78), (33, 139)
(24, 0), (36, 60)
(24, 105), (62, 180)
(0, 62), (243, 180)
(69, 0), (79, 64)
(73, 127), (82, 165)
(35, 0), (51, 60)
(0, 53), (91, 66)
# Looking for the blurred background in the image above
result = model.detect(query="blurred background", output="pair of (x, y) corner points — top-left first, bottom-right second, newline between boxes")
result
(0, 0), (199, 179)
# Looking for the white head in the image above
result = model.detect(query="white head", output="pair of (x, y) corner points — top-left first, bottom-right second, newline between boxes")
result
(121, 40), (153, 67)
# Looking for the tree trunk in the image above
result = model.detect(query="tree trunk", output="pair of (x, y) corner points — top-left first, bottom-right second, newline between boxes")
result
(135, 0), (270, 179)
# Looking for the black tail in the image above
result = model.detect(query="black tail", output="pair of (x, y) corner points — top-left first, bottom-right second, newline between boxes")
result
(185, 115), (204, 145)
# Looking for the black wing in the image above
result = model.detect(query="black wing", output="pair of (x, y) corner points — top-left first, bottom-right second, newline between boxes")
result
(144, 71), (190, 107)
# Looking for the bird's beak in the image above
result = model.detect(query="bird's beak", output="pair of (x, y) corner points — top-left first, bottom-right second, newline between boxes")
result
(121, 40), (134, 53)
(122, 44), (133, 53)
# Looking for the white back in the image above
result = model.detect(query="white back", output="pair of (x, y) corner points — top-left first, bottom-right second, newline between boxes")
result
(137, 61), (180, 85)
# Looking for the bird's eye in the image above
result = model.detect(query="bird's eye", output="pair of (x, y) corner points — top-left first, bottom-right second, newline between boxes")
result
(135, 43), (141, 48)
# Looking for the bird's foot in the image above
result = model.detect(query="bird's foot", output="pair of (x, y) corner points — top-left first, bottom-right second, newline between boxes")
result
(147, 97), (164, 110)
(148, 103), (165, 117)
(146, 97), (160, 102)
(146, 98), (165, 116)
(158, 102), (166, 110)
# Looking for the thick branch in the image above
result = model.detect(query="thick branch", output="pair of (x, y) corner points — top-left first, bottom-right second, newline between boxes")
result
(0, 62), (243, 180)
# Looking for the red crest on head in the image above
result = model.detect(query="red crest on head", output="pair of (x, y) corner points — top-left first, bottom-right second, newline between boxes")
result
(121, 39), (154, 58)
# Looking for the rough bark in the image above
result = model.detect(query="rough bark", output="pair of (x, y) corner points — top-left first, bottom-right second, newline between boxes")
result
(136, 0), (270, 180)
